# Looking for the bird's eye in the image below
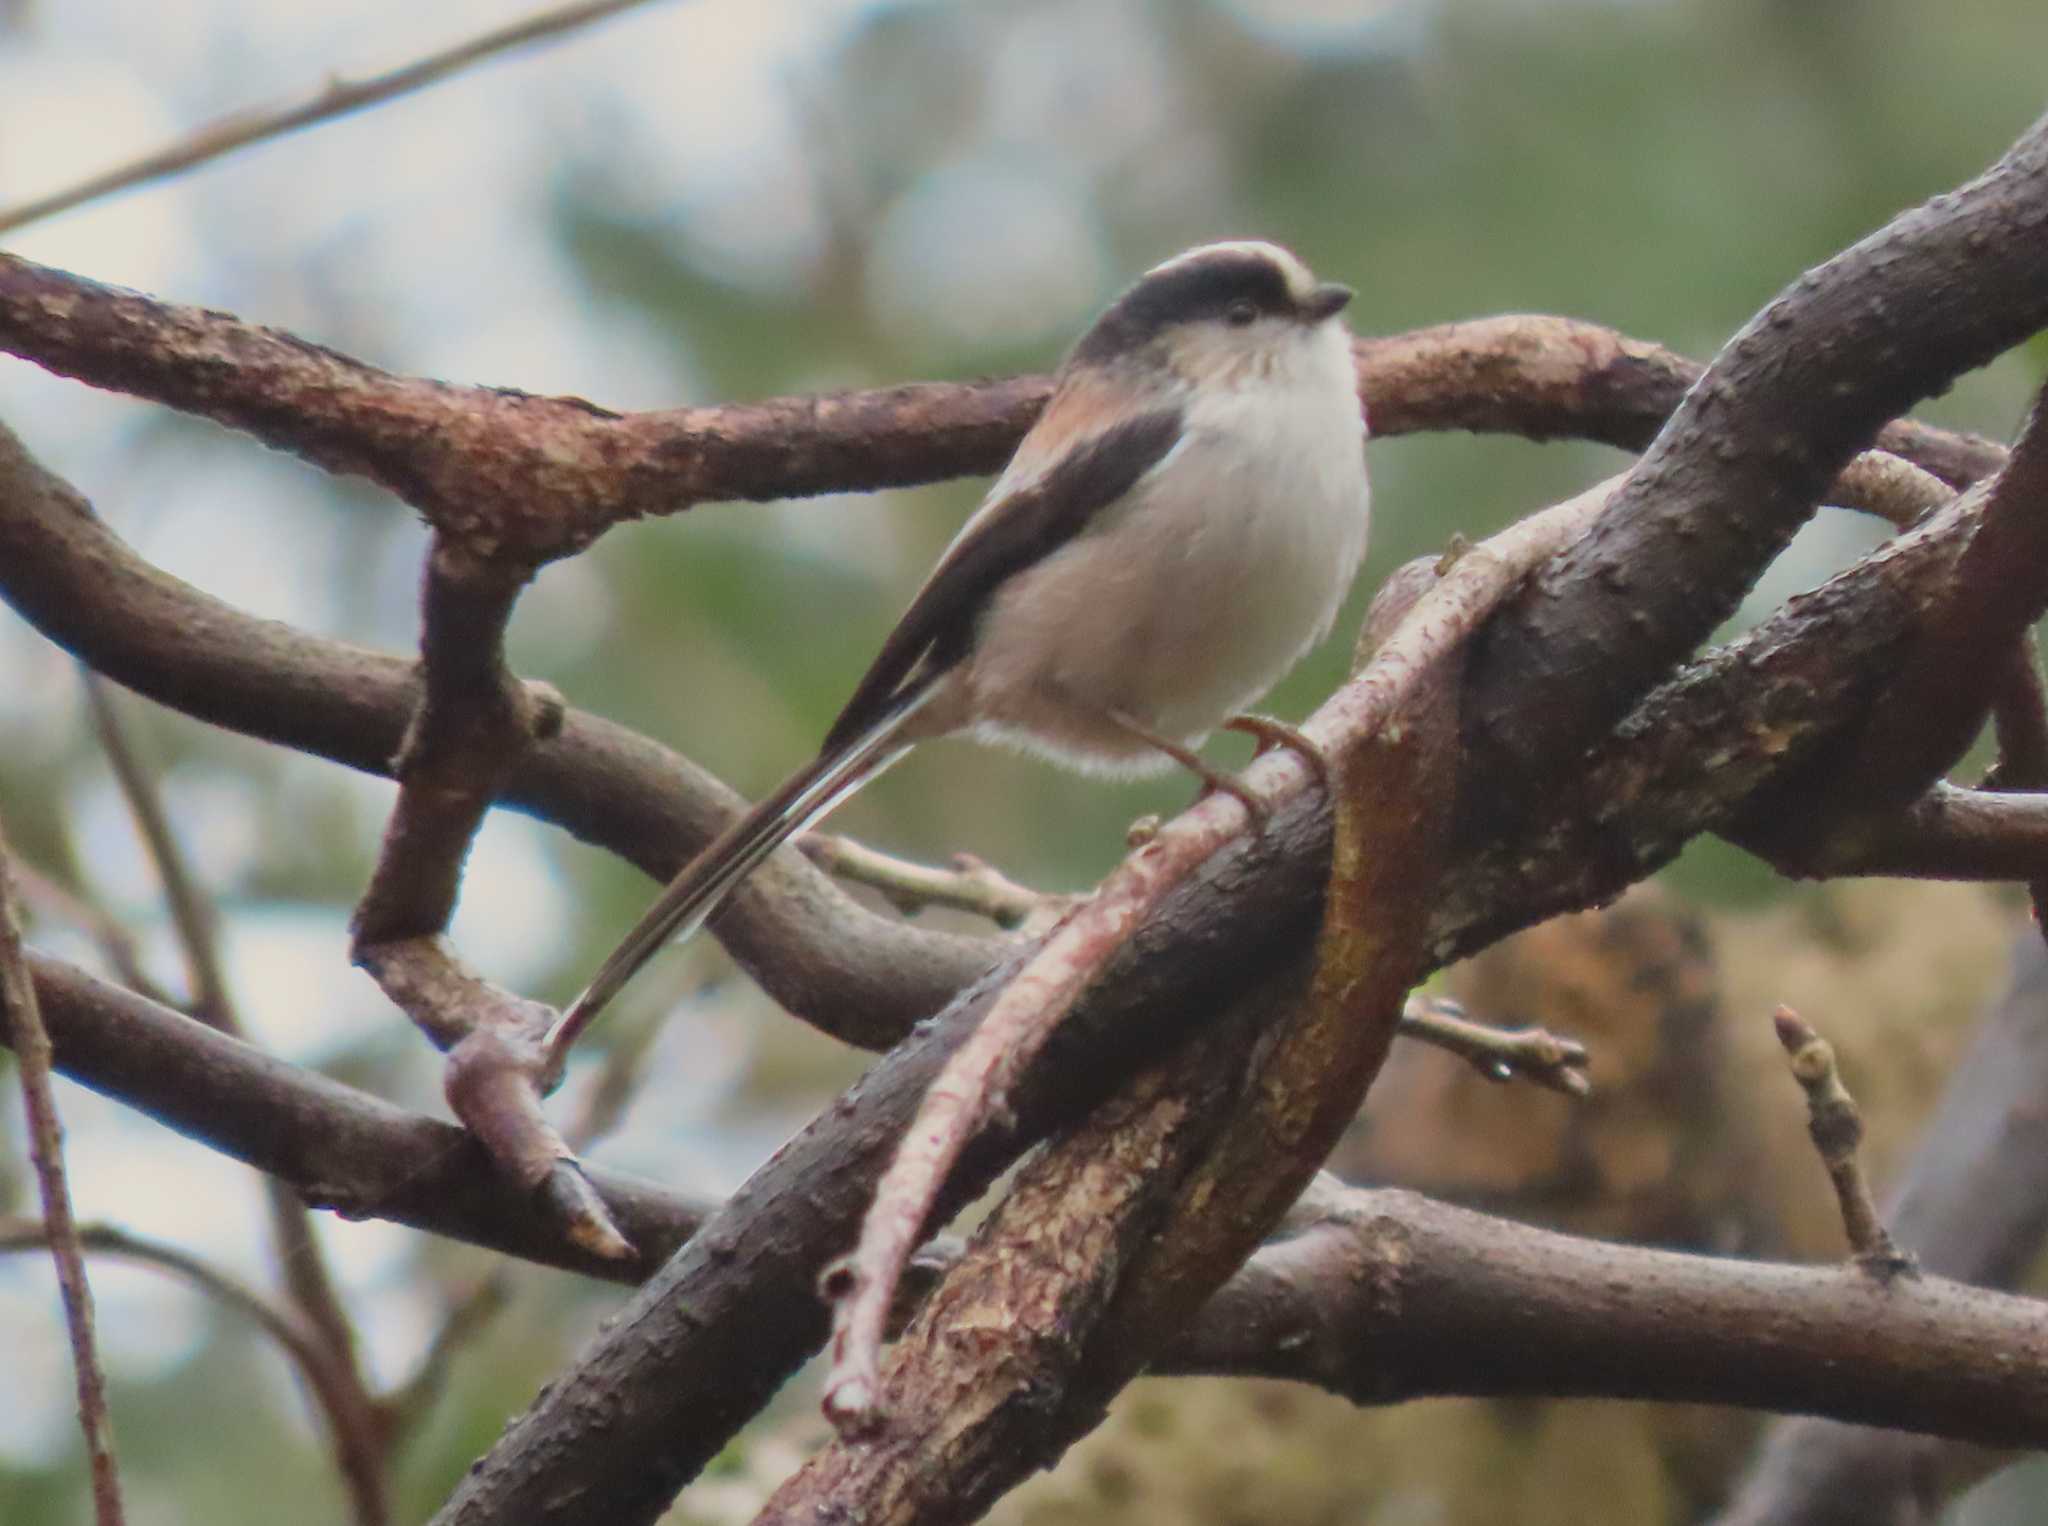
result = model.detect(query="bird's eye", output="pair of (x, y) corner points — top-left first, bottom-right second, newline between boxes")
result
(1224, 300), (1259, 327)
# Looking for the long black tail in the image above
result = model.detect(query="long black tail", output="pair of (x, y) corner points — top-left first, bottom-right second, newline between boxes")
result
(548, 680), (937, 1053)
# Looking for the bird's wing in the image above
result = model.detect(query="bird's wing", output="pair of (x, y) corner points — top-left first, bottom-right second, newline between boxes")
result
(819, 403), (1185, 754)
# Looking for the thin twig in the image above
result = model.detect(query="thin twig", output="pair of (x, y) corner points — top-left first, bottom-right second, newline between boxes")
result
(0, 0), (668, 236)
(84, 674), (390, 1524)
(1398, 994), (1591, 1097)
(0, 813), (125, 1524)
(8, 857), (173, 1005)
(0, 1213), (409, 1505)
(82, 674), (232, 1018)
(1715, 933), (2048, 1526)
(0, 1216), (321, 1367)
(800, 834), (1056, 932)
(1773, 1006), (1914, 1277)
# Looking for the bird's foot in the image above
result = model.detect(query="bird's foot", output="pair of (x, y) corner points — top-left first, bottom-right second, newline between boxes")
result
(1223, 713), (1332, 792)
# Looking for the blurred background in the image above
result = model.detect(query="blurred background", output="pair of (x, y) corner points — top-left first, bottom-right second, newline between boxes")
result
(1, 0), (2046, 1520)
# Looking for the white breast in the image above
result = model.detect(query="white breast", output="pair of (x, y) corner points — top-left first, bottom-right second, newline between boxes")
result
(960, 323), (1370, 774)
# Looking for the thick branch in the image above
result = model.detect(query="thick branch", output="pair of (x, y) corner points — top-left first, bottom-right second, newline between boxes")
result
(0, 251), (2002, 564)
(1161, 1187), (2048, 1442)
(18, 957), (2048, 1476)
(1761, 385), (2048, 854)
(1465, 108), (2048, 800)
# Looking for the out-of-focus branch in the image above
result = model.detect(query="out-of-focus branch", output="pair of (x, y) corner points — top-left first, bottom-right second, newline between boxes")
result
(0, 816), (125, 1525)
(82, 675), (231, 1018)
(0, 1213), (397, 1518)
(85, 675), (390, 1526)
(0, 0), (668, 237)
(9, 857), (171, 1006)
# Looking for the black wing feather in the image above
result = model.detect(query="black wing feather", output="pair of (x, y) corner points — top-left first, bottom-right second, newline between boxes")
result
(819, 406), (1184, 755)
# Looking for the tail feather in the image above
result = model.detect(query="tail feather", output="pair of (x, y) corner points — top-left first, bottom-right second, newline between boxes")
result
(556, 681), (937, 1044)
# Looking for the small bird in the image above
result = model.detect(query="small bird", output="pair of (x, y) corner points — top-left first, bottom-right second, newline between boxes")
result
(546, 240), (1370, 1062)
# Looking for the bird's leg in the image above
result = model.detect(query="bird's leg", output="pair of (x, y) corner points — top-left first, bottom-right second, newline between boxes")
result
(1104, 708), (1270, 828)
(1222, 713), (1333, 791)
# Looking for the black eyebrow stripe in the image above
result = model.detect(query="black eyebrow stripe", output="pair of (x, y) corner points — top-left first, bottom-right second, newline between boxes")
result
(1071, 252), (1295, 364)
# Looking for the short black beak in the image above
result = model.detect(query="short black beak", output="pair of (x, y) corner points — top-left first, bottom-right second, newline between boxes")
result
(1300, 282), (1353, 322)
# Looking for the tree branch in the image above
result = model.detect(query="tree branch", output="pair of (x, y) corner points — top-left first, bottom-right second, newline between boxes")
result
(343, 533), (627, 1257)
(1158, 1185), (2048, 1442)
(16, 955), (2048, 1482)
(0, 0), (667, 237)
(0, 251), (2004, 565)
(1714, 934), (2048, 1525)
(0, 1213), (392, 1522)
(1465, 108), (2048, 804)
(0, 815), (125, 1525)
(85, 675), (389, 1526)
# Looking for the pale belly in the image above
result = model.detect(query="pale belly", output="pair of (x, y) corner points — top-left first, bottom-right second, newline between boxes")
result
(956, 405), (1370, 775)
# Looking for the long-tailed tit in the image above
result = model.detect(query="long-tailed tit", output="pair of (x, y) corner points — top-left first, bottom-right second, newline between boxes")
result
(548, 240), (1370, 1059)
